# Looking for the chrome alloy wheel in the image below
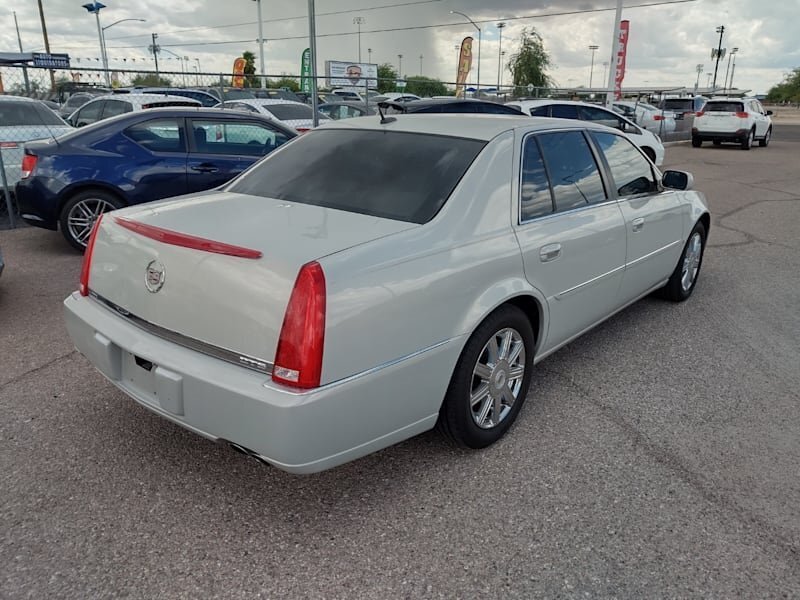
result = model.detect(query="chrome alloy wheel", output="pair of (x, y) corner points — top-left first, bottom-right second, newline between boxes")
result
(681, 232), (703, 292)
(67, 197), (116, 247)
(470, 327), (526, 429)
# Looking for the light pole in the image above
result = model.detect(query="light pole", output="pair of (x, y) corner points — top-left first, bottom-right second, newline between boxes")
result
(161, 48), (188, 86)
(450, 10), (481, 92)
(353, 16), (365, 63)
(367, 47), (372, 63)
(706, 72), (712, 88)
(729, 51), (739, 90)
(602, 61), (608, 86)
(101, 18), (146, 86)
(711, 25), (725, 91)
(588, 44), (599, 88)
(694, 63), (703, 93)
(499, 51), (506, 92)
(252, 0), (266, 88)
(82, 2), (109, 86)
(419, 54), (423, 75)
(398, 54), (403, 78)
(496, 22), (506, 92)
(723, 47), (738, 92)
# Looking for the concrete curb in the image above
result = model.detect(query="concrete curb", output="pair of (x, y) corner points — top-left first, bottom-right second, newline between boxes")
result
(664, 140), (691, 147)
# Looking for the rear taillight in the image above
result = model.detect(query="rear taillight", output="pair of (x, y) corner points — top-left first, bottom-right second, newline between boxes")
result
(272, 261), (326, 389)
(653, 115), (664, 121)
(695, 111), (705, 118)
(735, 111), (749, 118)
(79, 213), (104, 296)
(295, 127), (310, 134)
(21, 154), (38, 179)
(0, 142), (19, 149)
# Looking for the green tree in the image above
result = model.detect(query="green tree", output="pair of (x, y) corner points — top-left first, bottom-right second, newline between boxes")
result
(404, 76), (447, 98)
(242, 51), (257, 88)
(508, 27), (552, 91)
(766, 68), (800, 103)
(132, 73), (173, 87)
(270, 77), (300, 91)
(377, 63), (398, 93)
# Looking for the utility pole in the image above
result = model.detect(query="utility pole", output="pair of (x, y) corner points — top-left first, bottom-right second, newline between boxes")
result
(150, 33), (160, 77)
(694, 63), (703, 93)
(496, 22), (506, 92)
(588, 45), (599, 88)
(253, 0), (266, 88)
(711, 25), (725, 91)
(13, 12), (31, 95)
(398, 54), (403, 78)
(419, 54), (423, 75)
(729, 52), (739, 91)
(723, 47), (738, 92)
(308, 0), (319, 127)
(36, 0), (56, 91)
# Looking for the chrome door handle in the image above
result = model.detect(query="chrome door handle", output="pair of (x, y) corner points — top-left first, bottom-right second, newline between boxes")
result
(632, 217), (645, 232)
(539, 243), (562, 262)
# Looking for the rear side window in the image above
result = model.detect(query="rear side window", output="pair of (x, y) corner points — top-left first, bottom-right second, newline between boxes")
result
(265, 104), (321, 120)
(125, 119), (185, 153)
(591, 132), (657, 196)
(706, 102), (743, 112)
(191, 120), (291, 156)
(520, 136), (554, 221)
(102, 100), (133, 118)
(0, 101), (66, 126)
(550, 104), (579, 119)
(228, 130), (486, 223)
(531, 106), (550, 117)
(537, 131), (606, 212)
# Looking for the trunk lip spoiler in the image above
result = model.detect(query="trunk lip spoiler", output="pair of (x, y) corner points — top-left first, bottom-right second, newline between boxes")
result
(114, 216), (263, 259)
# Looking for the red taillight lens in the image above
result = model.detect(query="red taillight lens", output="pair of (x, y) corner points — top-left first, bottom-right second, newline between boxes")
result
(735, 111), (749, 118)
(295, 127), (310, 134)
(653, 115), (664, 121)
(272, 261), (326, 389)
(695, 111), (705, 118)
(21, 154), (38, 179)
(79, 213), (104, 296)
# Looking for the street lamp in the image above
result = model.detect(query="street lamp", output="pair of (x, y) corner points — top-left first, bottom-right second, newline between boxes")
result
(450, 10), (481, 92)
(101, 17), (146, 86)
(419, 54), (423, 75)
(367, 47), (372, 63)
(161, 47), (188, 86)
(252, 0), (266, 87)
(711, 25), (725, 91)
(694, 63), (703, 93)
(723, 47), (738, 91)
(353, 16), (365, 63)
(397, 54), (403, 78)
(496, 22), (506, 92)
(729, 50), (740, 90)
(602, 61), (609, 86)
(588, 44), (599, 88)
(82, 2), (108, 86)
(499, 51), (507, 92)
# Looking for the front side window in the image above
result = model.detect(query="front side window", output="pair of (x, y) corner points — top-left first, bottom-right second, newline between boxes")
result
(591, 132), (657, 197)
(191, 120), (291, 156)
(125, 118), (185, 153)
(520, 136), (554, 221)
(75, 100), (104, 124)
(537, 131), (606, 212)
(579, 106), (626, 130)
(228, 129), (485, 223)
(102, 100), (133, 118)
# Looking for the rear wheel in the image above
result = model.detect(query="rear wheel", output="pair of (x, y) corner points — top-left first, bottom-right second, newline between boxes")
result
(60, 189), (124, 252)
(741, 128), (754, 150)
(691, 137), (702, 148)
(437, 305), (535, 449)
(657, 221), (706, 302)
(759, 127), (771, 147)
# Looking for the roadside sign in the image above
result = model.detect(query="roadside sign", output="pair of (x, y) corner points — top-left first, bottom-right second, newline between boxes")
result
(527, 84), (534, 93)
(32, 53), (70, 68)
(396, 79), (406, 89)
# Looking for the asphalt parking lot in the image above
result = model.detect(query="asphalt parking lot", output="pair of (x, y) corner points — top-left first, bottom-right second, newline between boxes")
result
(2, 124), (799, 598)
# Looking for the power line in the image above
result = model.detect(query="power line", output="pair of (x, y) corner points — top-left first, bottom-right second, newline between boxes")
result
(103, 0), (698, 51)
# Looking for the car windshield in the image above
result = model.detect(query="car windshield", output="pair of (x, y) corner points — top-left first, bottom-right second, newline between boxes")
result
(266, 104), (327, 120)
(227, 129), (486, 223)
(706, 102), (744, 112)
(0, 101), (67, 126)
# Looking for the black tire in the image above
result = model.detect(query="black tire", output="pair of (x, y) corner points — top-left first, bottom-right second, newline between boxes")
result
(759, 127), (771, 147)
(59, 189), (125, 252)
(657, 221), (706, 302)
(691, 137), (702, 148)
(642, 147), (656, 163)
(437, 305), (535, 449)
(741, 128), (754, 150)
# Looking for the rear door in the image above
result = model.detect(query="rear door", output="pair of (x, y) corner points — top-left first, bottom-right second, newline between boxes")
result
(186, 117), (292, 192)
(749, 100), (770, 137)
(513, 129), (627, 349)
(122, 117), (189, 202)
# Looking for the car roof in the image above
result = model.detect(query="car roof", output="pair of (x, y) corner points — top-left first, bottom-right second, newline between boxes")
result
(0, 95), (42, 103)
(85, 93), (202, 107)
(316, 113), (615, 141)
(705, 97), (748, 102)
(223, 98), (307, 107)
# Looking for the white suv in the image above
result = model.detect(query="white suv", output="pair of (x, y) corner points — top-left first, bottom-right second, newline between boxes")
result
(691, 98), (773, 149)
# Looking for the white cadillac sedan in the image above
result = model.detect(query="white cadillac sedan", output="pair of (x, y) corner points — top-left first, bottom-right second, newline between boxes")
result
(64, 114), (710, 474)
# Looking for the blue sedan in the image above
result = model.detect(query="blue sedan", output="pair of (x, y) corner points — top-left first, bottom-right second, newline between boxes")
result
(15, 108), (295, 250)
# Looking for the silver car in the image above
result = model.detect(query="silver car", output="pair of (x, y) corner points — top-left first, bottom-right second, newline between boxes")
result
(64, 115), (710, 474)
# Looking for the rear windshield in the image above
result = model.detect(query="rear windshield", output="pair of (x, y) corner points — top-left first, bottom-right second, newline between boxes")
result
(221, 89), (256, 101)
(705, 102), (744, 112)
(0, 101), (66, 126)
(227, 129), (486, 223)
(661, 99), (693, 111)
(266, 104), (316, 120)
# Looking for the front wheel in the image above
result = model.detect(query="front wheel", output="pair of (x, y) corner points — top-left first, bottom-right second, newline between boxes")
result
(657, 221), (706, 302)
(437, 305), (535, 449)
(692, 137), (702, 148)
(59, 189), (124, 252)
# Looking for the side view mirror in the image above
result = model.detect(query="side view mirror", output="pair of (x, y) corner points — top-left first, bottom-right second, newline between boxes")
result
(766, 110), (773, 116)
(663, 170), (693, 191)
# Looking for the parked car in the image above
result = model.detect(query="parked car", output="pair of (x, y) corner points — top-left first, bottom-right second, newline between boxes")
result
(330, 89), (382, 103)
(57, 91), (106, 118)
(507, 99), (665, 165)
(318, 102), (376, 120)
(130, 88), (220, 107)
(382, 98), (524, 115)
(252, 88), (303, 103)
(219, 99), (330, 132)
(691, 97), (773, 149)
(612, 100), (676, 134)
(658, 96), (706, 120)
(196, 87), (256, 102)
(16, 108), (295, 251)
(0, 96), (73, 189)
(66, 94), (201, 128)
(64, 114), (709, 474)
(372, 92), (422, 103)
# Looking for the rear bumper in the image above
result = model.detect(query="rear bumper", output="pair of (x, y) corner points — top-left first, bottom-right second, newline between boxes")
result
(64, 292), (458, 474)
(15, 177), (61, 230)
(692, 128), (749, 141)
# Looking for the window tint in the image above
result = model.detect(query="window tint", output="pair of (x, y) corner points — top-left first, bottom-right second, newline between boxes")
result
(102, 100), (132, 118)
(550, 104), (579, 119)
(706, 102), (743, 112)
(75, 100), (104, 124)
(531, 106), (550, 117)
(537, 131), (606, 212)
(125, 119), (185, 153)
(441, 102), (477, 113)
(662, 99), (693, 111)
(0, 101), (66, 126)
(265, 104), (318, 120)
(591, 132), (656, 197)
(520, 136), (553, 221)
(191, 120), (291, 156)
(480, 103), (521, 114)
(578, 105), (624, 129)
(228, 130), (486, 223)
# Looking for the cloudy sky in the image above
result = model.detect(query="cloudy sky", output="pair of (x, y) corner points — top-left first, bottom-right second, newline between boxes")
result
(2, 0), (798, 94)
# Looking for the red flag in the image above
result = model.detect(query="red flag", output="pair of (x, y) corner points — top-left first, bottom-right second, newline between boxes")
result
(614, 20), (630, 100)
